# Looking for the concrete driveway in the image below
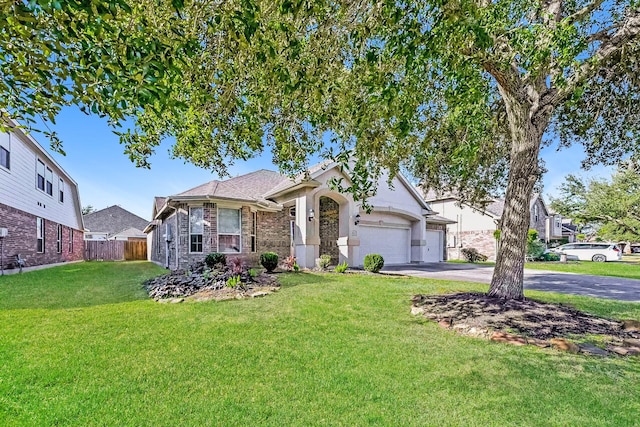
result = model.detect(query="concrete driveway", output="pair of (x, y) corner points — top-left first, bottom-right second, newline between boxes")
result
(382, 263), (640, 302)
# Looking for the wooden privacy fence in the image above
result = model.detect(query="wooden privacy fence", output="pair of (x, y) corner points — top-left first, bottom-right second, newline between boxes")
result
(84, 240), (147, 261)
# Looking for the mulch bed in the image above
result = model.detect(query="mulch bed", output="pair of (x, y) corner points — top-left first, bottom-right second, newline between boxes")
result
(412, 292), (640, 357)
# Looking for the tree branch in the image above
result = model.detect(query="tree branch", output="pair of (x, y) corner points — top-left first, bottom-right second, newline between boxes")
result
(564, 0), (606, 25)
(552, 9), (640, 105)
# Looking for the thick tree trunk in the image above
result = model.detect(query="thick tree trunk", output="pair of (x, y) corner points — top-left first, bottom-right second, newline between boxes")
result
(488, 94), (546, 300)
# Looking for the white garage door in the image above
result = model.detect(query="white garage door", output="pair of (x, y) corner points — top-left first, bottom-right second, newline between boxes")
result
(358, 226), (410, 265)
(425, 230), (443, 262)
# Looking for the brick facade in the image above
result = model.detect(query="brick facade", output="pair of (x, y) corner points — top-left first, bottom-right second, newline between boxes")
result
(319, 197), (340, 264)
(255, 209), (291, 264)
(150, 202), (291, 270)
(448, 230), (497, 261)
(0, 202), (84, 270)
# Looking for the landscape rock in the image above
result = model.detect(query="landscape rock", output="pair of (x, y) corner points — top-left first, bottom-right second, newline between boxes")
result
(144, 261), (279, 302)
(622, 319), (640, 331)
(578, 344), (609, 357)
(490, 331), (527, 346)
(550, 338), (580, 353)
(608, 346), (633, 356)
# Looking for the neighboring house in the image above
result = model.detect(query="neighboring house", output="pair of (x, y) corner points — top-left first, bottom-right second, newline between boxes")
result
(561, 219), (578, 243)
(146, 163), (446, 270)
(83, 205), (149, 241)
(0, 118), (84, 271)
(545, 211), (565, 244)
(424, 191), (557, 260)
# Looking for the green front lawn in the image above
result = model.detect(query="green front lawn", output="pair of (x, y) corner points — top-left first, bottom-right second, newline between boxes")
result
(525, 260), (640, 280)
(1, 262), (639, 426)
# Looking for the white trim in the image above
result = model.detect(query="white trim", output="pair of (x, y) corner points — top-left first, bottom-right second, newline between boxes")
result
(0, 131), (10, 172)
(36, 217), (45, 253)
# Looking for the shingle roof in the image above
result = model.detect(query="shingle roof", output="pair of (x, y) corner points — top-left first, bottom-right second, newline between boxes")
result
(83, 205), (149, 235)
(485, 199), (505, 217)
(173, 170), (289, 201)
(113, 227), (146, 238)
(154, 197), (166, 213)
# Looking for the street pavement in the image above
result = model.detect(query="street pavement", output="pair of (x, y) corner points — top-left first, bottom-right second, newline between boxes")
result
(381, 262), (640, 302)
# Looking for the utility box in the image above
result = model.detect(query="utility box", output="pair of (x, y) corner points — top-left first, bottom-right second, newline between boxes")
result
(0, 228), (8, 238)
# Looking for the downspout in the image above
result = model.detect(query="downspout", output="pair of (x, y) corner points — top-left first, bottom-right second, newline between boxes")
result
(164, 204), (178, 270)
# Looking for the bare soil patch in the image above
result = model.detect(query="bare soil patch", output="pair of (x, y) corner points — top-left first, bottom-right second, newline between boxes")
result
(412, 292), (640, 357)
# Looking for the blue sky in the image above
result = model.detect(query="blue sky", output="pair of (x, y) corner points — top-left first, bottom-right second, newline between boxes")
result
(39, 107), (613, 220)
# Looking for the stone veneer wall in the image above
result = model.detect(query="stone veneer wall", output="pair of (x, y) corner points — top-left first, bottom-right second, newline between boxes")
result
(448, 230), (497, 261)
(0, 202), (84, 270)
(319, 197), (340, 264)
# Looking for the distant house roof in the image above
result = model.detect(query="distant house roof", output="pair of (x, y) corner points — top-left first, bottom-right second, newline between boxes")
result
(113, 227), (147, 238)
(83, 205), (149, 238)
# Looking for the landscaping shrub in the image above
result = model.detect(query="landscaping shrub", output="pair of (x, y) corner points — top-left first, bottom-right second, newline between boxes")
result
(461, 248), (488, 263)
(541, 252), (561, 262)
(334, 261), (348, 273)
(260, 252), (279, 272)
(527, 240), (547, 261)
(318, 254), (332, 270)
(363, 254), (384, 273)
(205, 252), (226, 268)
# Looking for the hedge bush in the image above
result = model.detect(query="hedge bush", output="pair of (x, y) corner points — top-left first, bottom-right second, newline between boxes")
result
(460, 248), (488, 263)
(205, 252), (226, 268)
(363, 254), (384, 273)
(260, 252), (279, 272)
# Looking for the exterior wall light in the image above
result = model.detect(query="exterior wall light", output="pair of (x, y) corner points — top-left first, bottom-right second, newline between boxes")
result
(354, 214), (361, 226)
(308, 209), (315, 221)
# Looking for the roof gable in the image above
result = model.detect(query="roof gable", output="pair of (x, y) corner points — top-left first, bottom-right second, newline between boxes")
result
(84, 205), (149, 235)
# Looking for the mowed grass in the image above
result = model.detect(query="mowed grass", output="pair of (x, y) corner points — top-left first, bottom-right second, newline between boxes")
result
(525, 260), (640, 280)
(0, 262), (639, 426)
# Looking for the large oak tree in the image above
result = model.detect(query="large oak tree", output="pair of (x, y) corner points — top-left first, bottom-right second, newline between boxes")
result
(3, 0), (640, 299)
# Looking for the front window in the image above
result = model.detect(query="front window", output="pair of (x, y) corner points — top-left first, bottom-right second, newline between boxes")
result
(46, 167), (53, 196)
(218, 208), (241, 253)
(0, 132), (9, 170)
(189, 207), (204, 253)
(37, 160), (45, 191)
(68, 228), (73, 253)
(37, 217), (45, 253)
(56, 224), (62, 253)
(533, 205), (539, 222)
(250, 211), (257, 253)
(59, 178), (64, 203)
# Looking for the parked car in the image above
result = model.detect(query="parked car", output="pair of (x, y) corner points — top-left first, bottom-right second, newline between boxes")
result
(551, 243), (622, 262)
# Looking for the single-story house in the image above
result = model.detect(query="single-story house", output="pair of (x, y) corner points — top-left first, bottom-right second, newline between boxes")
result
(83, 205), (148, 241)
(146, 162), (447, 270)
